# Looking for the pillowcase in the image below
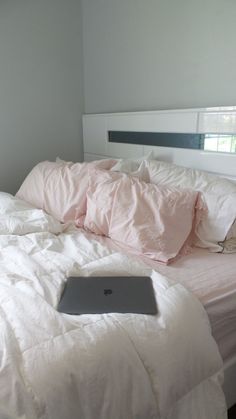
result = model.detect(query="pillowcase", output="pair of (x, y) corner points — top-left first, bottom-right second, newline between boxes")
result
(79, 169), (205, 264)
(16, 161), (59, 210)
(111, 159), (150, 183)
(16, 159), (116, 223)
(0, 192), (62, 235)
(147, 160), (236, 252)
(110, 151), (154, 182)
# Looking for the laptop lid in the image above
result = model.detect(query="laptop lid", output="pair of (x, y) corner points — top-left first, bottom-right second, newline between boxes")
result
(57, 276), (157, 315)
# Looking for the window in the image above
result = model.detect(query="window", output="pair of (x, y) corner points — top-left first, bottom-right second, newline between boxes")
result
(204, 134), (236, 153)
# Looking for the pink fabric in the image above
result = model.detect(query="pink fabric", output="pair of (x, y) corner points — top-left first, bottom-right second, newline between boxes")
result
(80, 169), (206, 264)
(16, 161), (60, 210)
(16, 159), (116, 223)
(141, 247), (236, 361)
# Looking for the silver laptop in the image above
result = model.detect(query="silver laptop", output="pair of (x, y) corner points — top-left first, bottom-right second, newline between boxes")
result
(57, 276), (157, 315)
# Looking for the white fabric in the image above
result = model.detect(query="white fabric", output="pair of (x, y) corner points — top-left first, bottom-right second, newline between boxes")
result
(147, 160), (236, 252)
(0, 221), (227, 419)
(110, 151), (154, 182)
(0, 192), (62, 235)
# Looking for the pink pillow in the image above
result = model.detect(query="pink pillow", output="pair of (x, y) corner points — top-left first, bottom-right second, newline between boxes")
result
(16, 161), (60, 210)
(80, 170), (206, 264)
(16, 159), (116, 223)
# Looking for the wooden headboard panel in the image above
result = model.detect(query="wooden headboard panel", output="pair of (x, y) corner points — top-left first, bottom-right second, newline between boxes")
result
(83, 106), (236, 179)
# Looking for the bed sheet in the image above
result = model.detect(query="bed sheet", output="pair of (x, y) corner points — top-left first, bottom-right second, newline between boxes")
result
(145, 248), (236, 362)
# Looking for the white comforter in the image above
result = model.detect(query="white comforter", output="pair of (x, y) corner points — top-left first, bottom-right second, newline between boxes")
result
(0, 196), (227, 419)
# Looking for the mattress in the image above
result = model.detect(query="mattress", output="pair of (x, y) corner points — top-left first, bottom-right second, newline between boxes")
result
(140, 247), (236, 362)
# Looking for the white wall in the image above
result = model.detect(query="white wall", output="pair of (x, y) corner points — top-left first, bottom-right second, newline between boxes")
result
(0, 0), (84, 193)
(82, 0), (236, 114)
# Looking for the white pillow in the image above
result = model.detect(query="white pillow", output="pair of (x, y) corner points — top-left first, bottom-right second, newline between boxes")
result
(147, 160), (236, 252)
(110, 151), (154, 182)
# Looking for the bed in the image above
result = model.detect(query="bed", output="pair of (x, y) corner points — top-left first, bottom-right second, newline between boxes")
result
(0, 106), (235, 419)
(82, 105), (236, 410)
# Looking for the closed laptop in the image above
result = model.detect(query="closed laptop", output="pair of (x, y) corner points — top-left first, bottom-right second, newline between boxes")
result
(58, 276), (157, 315)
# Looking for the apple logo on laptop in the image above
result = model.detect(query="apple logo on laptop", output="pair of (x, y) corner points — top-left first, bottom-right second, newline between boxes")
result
(104, 289), (112, 296)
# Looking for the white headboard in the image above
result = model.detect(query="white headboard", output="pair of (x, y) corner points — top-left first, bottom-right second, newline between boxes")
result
(83, 106), (236, 179)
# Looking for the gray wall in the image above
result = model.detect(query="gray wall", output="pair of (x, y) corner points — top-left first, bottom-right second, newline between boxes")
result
(0, 0), (84, 193)
(82, 0), (236, 114)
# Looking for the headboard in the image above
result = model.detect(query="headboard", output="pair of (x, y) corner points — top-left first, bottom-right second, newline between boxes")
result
(82, 106), (236, 179)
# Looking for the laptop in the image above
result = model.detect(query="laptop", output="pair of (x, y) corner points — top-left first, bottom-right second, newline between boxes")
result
(57, 276), (157, 315)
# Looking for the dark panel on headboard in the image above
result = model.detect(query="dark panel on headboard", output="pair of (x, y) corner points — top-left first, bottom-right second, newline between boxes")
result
(108, 131), (205, 150)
